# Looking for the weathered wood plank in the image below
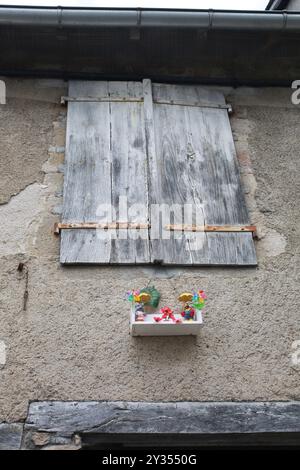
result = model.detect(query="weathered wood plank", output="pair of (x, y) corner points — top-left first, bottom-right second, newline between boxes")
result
(61, 81), (112, 264)
(152, 82), (226, 107)
(143, 78), (178, 264)
(108, 81), (150, 263)
(23, 401), (300, 448)
(150, 82), (207, 264)
(150, 82), (256, 265)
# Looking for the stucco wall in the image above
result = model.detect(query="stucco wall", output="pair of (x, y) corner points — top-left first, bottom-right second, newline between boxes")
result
(0, 78), (299, 423)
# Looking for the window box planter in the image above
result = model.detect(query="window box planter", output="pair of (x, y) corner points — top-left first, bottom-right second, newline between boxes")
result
(130, 305), (203, 336)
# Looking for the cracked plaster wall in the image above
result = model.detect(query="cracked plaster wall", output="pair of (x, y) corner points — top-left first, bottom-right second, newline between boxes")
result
(0, 79), (299, 425)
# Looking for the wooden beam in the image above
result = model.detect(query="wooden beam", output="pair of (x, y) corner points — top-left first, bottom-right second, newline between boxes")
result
(23, 401), (300, 449)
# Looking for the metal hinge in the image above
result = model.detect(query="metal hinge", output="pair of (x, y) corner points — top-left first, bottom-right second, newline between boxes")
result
(54, 222), (256, 237)
(60, 96), (143, 105)
(153, 99), (232, 113)
(54, 222), (150, 234)
(61, 96), (232, 113)
(166, 224), (257, 237)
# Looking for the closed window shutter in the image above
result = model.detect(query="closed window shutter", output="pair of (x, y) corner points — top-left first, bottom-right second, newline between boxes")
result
(61, 80), (150, 264)
(60, 79), (257, 266)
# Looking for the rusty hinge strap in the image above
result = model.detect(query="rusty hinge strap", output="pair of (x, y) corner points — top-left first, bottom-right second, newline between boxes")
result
(166, 224), (257, 235)
(61, 96), (143, 105)
(54, 222), (149, 234)
(54, 222), (256, 237)
(60, 96), (232, 112)
(153, 99), (232, 113)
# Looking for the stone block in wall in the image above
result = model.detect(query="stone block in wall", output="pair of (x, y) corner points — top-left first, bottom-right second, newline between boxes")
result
(0, 423), (23, 450)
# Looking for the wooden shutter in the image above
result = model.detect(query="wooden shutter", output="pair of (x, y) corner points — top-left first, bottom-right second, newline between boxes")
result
(61, 81), (150, 264)
(60, 79), (257, 266)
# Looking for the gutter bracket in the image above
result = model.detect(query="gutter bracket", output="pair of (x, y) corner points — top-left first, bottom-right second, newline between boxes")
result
(130, 8), (141, 41)
(282, 11), (288, 30)
(57, 6), (63, 28)
(208, 9), (214, 30)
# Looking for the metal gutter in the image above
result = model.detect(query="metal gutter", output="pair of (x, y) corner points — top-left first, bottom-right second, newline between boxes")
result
(0, 6), (300, 30)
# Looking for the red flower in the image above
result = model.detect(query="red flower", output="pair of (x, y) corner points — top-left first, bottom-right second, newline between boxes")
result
(160, 306), (173, 316)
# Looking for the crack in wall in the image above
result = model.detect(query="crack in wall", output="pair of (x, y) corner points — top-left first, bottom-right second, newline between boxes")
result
(17, 263), (29, 311)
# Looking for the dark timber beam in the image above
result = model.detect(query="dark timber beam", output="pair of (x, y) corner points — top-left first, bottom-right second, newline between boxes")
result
(22, 401), (300, 449)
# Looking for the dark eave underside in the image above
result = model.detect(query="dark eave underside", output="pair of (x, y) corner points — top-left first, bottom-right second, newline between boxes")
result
(0, 8), (300, 85)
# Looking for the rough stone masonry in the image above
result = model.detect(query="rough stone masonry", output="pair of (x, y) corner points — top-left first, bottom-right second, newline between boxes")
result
(0, 78), (299, 449)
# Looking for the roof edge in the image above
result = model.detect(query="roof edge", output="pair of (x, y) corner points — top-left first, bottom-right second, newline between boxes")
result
(0, 7), (300, 30)
(266, 0), (289, 10)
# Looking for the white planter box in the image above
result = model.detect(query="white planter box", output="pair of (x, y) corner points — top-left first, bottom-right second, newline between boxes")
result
(130, 306), (203, 336)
